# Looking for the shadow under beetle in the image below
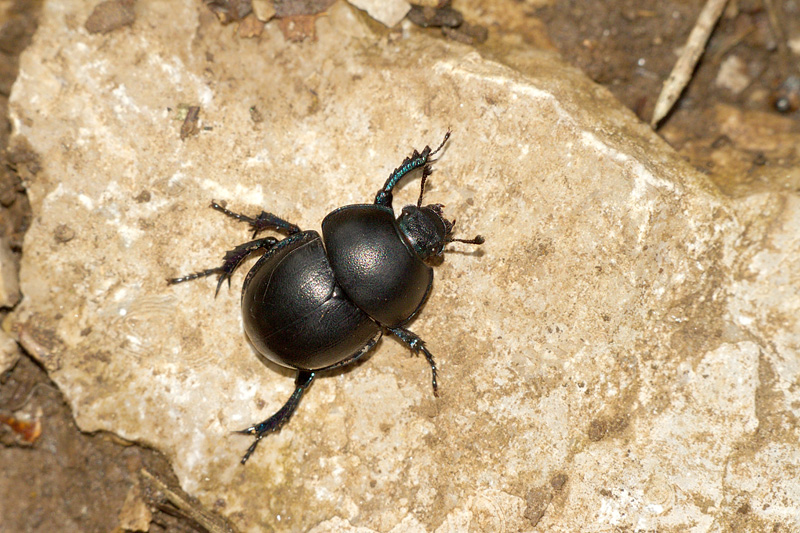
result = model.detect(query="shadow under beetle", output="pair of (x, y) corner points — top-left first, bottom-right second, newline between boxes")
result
(169, 132), (484, 464)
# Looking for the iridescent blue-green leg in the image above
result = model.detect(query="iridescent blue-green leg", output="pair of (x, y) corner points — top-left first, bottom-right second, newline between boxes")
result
(374, 131), (450, 208)
(236, 370), (316, 464)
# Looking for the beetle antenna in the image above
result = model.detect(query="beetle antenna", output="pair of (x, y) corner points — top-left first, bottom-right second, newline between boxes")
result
(448, 235), (485, 245)
(417, 166), (433, 207)
(429, 130), (451, 159)
(445, 217), (484, 245)
(417, 131), (451, 207)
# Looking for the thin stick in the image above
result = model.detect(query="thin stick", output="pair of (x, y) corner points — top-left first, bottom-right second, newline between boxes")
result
(651, 0), (728, 127)
(141, 469), (238, 533)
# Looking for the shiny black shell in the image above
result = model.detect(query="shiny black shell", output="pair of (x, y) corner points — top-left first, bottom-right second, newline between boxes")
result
(241, 204), (435, 372)
(241, 231), (381, 371)
(322, 204), (433, 326)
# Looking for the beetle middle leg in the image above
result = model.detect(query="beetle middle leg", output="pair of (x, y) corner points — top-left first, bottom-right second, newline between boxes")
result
(236, 370), (316, 465)
(388, 327), (439, 397)
(168, 237), (279, 295)
(210, 200), (301, 237)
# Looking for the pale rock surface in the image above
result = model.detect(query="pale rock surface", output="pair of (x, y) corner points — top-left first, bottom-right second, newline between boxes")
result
(9, 0), (800, 531)
(0, 330), (19, 374)
(347, 0), (410, 27)
(0, 237), (20, 307)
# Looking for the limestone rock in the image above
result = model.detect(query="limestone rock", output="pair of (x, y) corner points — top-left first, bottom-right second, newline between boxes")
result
(0, 330), (19, 375)
(347, 0), (410, 27)
(9, 0), (800, 531)
(0, 237), (20, 307)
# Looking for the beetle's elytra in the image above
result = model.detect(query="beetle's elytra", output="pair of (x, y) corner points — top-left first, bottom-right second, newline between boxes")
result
(169, 133), (484, 464)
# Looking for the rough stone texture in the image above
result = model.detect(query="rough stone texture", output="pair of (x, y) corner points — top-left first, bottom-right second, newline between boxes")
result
(347, 0), (410, 27)
(9, 1), (800, 532)
(84, 0), (136, 34)
(0, 237), (20, 307)
(0, 330), (19, 374)
(251, 0), (276, 22)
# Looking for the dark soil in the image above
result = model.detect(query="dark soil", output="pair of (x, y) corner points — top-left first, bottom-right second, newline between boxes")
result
(533, 0), (800, 195)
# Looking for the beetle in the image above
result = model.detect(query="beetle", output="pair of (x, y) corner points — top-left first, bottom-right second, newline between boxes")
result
(169, 132), (483, 463)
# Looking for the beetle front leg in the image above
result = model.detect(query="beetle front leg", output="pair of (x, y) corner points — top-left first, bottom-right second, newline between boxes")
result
(374, 131), (450, 208)
(388, 327), (439, 397)
(236, 370), (316, 464)
(168, 236), (278, 295)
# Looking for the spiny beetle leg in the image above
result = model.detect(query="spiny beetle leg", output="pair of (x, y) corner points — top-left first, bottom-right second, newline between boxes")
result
(168, 237), (278, 296)
(375, 131), (451, 208)
(210, 200), (301, 238)
(389, 327), (439, 397)
(236, 371), (315, 464)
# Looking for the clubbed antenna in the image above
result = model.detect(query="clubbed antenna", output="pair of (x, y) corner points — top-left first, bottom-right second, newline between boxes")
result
(446, 217), (484, 246)
(449, 235), (485, 245)
(417, 166), (432, 207)
(430, 130), (451, 158)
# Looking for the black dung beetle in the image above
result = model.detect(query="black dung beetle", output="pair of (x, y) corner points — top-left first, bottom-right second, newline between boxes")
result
(169, 132), (483, 464)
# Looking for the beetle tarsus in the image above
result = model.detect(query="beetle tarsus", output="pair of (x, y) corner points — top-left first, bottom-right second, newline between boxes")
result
(237, 371), (315, 464)
(167, 268), (224, 285)
(427, 129), (451, 161)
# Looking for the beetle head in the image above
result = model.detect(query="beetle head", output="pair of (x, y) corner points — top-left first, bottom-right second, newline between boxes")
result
(398, 204), (484, 263)
(397, 133), (484, 263)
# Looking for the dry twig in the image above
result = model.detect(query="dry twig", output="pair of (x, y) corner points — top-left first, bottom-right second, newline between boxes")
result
(651, 0), (729, 127)
(141, 468), (238, 533)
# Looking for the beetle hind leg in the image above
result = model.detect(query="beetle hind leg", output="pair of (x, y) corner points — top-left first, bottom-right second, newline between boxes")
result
(236, 370), (316, 465)
(168, 237), (279, 295)
(388, 327), (439, 397)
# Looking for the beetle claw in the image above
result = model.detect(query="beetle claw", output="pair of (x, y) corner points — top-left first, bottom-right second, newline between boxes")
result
(240, 435), (263, 465)
(214, 274), (228, 297)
